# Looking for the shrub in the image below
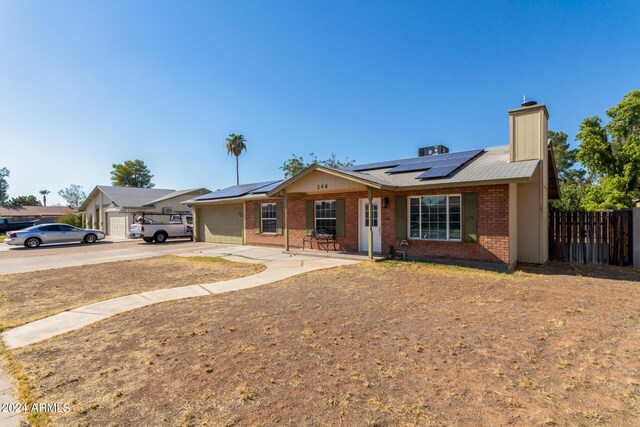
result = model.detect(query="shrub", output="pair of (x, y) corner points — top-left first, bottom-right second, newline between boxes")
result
(59, 213), (83, 228)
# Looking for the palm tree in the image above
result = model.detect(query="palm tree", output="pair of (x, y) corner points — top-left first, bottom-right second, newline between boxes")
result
(225, 134), (247, 186)
(39, 189), (50, 207)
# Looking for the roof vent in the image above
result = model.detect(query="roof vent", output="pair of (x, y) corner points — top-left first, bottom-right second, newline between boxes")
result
(418, 145), (449, 157)
(521, 100), (538, 107)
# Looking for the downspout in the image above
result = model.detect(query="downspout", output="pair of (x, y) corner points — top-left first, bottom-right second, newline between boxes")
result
(368, 187), (373, 260)
(284, 192), (289, 251)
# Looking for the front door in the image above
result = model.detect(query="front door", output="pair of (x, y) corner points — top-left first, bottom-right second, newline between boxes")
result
(359, 198), (381, 253)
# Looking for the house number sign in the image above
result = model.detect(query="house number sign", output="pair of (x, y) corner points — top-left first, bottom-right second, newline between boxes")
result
(317, 184), (329, 190)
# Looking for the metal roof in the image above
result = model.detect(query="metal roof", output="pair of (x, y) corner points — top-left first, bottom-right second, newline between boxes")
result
(185, 145), (544, 203)
(360, 145), (539, 188)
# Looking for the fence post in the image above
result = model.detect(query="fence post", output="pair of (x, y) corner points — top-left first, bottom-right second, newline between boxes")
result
(633, 208), (640, 268)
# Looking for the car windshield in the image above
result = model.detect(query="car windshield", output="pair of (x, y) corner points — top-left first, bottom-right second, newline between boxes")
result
(20, 225), (42, 231)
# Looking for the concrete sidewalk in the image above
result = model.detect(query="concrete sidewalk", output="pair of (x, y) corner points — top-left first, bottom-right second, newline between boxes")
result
(0, 360), (20, 427)
(2, 246), (356, 349)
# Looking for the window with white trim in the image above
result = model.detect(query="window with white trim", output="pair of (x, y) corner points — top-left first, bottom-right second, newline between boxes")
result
(315, 200), (336, 235)
(261, 203), (277, 233)
(409, 195), (461, 241)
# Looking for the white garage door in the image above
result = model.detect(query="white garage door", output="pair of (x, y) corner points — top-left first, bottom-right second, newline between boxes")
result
(107, 213), (127, 238)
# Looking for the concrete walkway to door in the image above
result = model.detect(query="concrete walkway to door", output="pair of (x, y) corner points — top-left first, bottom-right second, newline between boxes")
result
(2, 245), (358, 349)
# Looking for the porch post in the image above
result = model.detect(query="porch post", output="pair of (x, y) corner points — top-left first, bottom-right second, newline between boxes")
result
(368, 187), (373, 260)
(284, 191), (289, 251)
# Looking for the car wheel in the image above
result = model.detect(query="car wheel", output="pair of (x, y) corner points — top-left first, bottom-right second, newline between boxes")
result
(154, 232), (167, 243)
(25, 237), (41, 248)
(84, 234), (97, 244)
(143, 237), (154, 243)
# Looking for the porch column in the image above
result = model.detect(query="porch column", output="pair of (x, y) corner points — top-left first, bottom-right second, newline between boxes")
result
(284, 192), (289, 251)
(368, 187), (373, 260)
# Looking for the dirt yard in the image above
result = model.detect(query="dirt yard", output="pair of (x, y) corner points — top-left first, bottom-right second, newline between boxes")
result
(0, 255), (264, 330)
(11, 261), (640, 426)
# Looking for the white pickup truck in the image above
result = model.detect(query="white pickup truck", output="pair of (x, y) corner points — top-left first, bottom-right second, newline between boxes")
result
(129, 215), (194, 243)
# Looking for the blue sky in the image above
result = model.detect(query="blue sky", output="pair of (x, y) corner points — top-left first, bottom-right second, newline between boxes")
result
(1, 1), (639, 205)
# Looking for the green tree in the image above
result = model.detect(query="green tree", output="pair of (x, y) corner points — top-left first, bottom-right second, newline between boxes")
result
(58, 184), (87, 208)
(39, 189), (50, 206)
(110, 159), (155, 188)
(576, 89), (640, 209)
(8, 195), (42, 206)
(548, 130), (586, 211)
(0, 167), (9, 205)
(280, 152), (355, 179)
(225, 134), (247, 186)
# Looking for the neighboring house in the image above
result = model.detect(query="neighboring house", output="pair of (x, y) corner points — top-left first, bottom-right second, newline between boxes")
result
(0, 206), (75, 224)
(635, 198), (639, 208)
(185, 102), (560, 270)
(78, 186), (209, 238)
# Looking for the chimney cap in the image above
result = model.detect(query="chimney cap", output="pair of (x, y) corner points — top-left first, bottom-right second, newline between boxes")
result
(521, 100), (538, 107)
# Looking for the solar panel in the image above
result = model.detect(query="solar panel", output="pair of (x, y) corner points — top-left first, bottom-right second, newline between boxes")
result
(385, 149), (484, 174)
(415, 165), (460, 179)
(345, 159), (408, 172)
(249, 180), (283, 194)
(387, 158), (461, 174)
(346, 149), (484, 172)
(194, 181), (278, 201)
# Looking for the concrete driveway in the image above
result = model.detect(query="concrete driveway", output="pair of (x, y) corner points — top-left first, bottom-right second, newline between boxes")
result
(0, 238), (223, 274)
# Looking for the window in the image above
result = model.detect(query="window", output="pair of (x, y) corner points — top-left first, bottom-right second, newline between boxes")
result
(409, 195), (461, 241)
(261, 203), (277, 233)
(186, 216), (193, 225)
(364, 202), (378, 227)
(58, 225), (76, 231)
(315, 200), (336, 235)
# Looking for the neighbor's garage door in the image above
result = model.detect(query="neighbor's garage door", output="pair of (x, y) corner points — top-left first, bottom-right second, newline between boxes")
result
(198, 204), (243, 244)
(107, 213), (126, 238)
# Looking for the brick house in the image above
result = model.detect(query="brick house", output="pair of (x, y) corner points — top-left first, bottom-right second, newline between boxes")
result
(186, 102), (560, 270)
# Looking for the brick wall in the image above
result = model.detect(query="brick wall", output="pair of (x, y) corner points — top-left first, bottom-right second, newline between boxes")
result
(245, 194), (360, 251)
(244, 184), (510, 266)
(382, 185), (510, 266)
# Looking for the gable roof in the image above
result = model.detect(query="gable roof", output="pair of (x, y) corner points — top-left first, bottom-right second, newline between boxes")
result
(267, 145), (541, 196)
(78, 186), (209, 211)
(0, 205), (75, 218)
(187, 144), (558, 204)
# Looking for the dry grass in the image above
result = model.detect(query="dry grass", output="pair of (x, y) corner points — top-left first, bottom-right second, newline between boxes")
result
(0, 255), (264, 330)
(10, 260), (640, 426)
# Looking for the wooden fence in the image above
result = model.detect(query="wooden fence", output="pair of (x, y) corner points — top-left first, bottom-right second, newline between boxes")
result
(549, 210), (633, 266)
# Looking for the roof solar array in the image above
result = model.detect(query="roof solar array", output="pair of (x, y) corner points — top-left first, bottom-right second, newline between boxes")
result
(346, 149), (484, 180)
(194, 180), (282, 201)
(251, 180), (283, 194)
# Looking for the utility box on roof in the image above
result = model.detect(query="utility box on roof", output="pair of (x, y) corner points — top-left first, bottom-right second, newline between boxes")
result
(418, 145), (449, 156)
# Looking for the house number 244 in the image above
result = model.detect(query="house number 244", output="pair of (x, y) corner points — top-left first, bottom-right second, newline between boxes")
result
(317, 184), (329, 190)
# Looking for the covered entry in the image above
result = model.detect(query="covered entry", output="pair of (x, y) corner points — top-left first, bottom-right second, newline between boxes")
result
(197, 204), (244, 244)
